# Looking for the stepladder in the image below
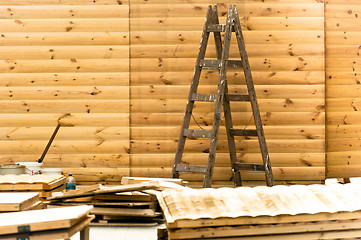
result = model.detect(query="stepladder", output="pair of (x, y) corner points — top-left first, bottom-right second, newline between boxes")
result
(171, 4), (274, 188)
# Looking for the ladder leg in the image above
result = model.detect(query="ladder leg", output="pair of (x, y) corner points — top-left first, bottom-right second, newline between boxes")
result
(212, 5), (241, 187)
(232, 5), (274, 186)
(172, 6), (213, 179)
(203, 5), (234, 188)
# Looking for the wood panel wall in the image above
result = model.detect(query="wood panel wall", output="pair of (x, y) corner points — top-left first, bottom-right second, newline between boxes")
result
(130, 0), (325, 185)
(326, 0), (361, 178)
(0, 0), (130, 183)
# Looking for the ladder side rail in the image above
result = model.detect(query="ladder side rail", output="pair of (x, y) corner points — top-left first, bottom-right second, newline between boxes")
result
(232, 5), (274, 186)
(203, 5), (233, 188)
(172, 6), (213, 179)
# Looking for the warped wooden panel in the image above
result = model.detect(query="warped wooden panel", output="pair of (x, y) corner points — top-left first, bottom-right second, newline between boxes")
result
(131, 17), (324, 31)
(327, 125), (361, 138)
(326, 5), (361, 18)
(131, 112), (325, 126)
(0, 5), (128, 19)
(0, 140), (129, 154)
(0, 19), (129, 32)
(0, 73), (129, 87)
(327, 18), (361, 31)
(131, 57), (323, 71)
(130, 98), (325, 113)
(0, 113), (129, 127)
(327, 112), (361, 125)
(327, 58), (361, 71)
(0, 46), (129, 60)
(130, 166), (325, 181)
(0, 0), (127, 5)
(62, 167), (129, 182)
(328, 138), (361, 152)
(0, 127), (129, 140)
(131, 125), (325, 140)
(327, 98), (361, 112)
(327, 71), (361, 85)
(131, 44), (323, 58)
(130, 71), (325, 86)
(0, 153), (129, 167)
(327, 165), (361, 178)
(0, 100), (128, 113)
(130, 3), (324, 18)
(0, 86), (129, 100)
(130, 31), (324, 45)
(0, 59), (129, 73)
(131, 85), (324, 99)
(326, 31), (361, 45)
(131, 153), (325, 167)
(131, 139), (324, 154)
(327, 151), (361, 166)
(327, 45), (361, 58)
(0, 32), (129, 46)
(328, 85), (361, 98)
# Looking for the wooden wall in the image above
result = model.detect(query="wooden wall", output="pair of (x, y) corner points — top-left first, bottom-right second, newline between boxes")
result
(0, 0), (130, 183)
(326, 0), (361, 178)
(130, 0), (326, 185)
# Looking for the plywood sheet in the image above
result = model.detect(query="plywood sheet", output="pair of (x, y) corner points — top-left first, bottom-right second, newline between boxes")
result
(0, 205), (92, 235)
(0, 192), (39, 212)
(0, 174), (65, 190)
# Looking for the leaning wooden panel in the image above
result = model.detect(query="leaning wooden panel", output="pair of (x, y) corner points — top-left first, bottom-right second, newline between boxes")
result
(0, 192), (39, 212)
(0, 175), (65, 190)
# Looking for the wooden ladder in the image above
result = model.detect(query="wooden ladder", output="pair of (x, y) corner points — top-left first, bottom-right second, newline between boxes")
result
(172, 5), (274, 188)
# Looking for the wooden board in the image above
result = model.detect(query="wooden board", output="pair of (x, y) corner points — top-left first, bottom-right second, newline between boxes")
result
(0, 215), (94, 240)
(0, 205), (92, 235)
(91, 207), (158, 218)
(0, 192), (39, 212)
(0, 175), (65, 190)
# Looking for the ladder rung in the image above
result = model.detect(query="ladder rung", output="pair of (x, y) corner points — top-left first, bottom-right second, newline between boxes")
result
(207, 24), (235, 32)
(184, 129), (212, 138)
(226, 94), (250, 102)
(200, 60), (243, 69)
(191, 93), (217, 102)
(176, 164), (207, 174)
(230, 128), (258, 137)
(200, 60), (221, 68)
(234, 163), (265, 172)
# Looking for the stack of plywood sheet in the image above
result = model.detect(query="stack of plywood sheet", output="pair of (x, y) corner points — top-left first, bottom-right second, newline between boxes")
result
(158, 184), (361, 239)
(47, 181), (164, 226)
(0, 192), (43, 212)
(0, 174), (66, 198)
(0, 205), (93, 240)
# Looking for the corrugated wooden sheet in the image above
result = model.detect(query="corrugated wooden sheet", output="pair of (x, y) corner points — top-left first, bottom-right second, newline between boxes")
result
(0, 0), (130, 183)
(130, 0), (325, 185)
(326, 0), (361, 178)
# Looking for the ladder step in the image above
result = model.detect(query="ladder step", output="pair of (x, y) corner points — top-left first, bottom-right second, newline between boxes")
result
(207, 24), (235, 32)
(176, 164), (207, 174)
(200, 60), (243, 69)
(184, 129), (212, 138)
(225, 94), (250, 102)
(191, 93), (217, 102)
(229, 128), (258, 136)
(234, 163), (265, 172)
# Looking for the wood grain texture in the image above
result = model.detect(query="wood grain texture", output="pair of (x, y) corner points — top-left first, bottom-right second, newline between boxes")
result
(0, 1), (130, 182)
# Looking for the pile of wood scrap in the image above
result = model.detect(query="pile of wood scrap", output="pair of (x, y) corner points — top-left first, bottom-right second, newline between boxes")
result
(0, 174), (65, 198)
(158, 183), (361, 239)
(47, 179), (188, 226)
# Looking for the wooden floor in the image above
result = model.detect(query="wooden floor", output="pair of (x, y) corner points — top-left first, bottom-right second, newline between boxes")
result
(71, 225), (161, 240)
